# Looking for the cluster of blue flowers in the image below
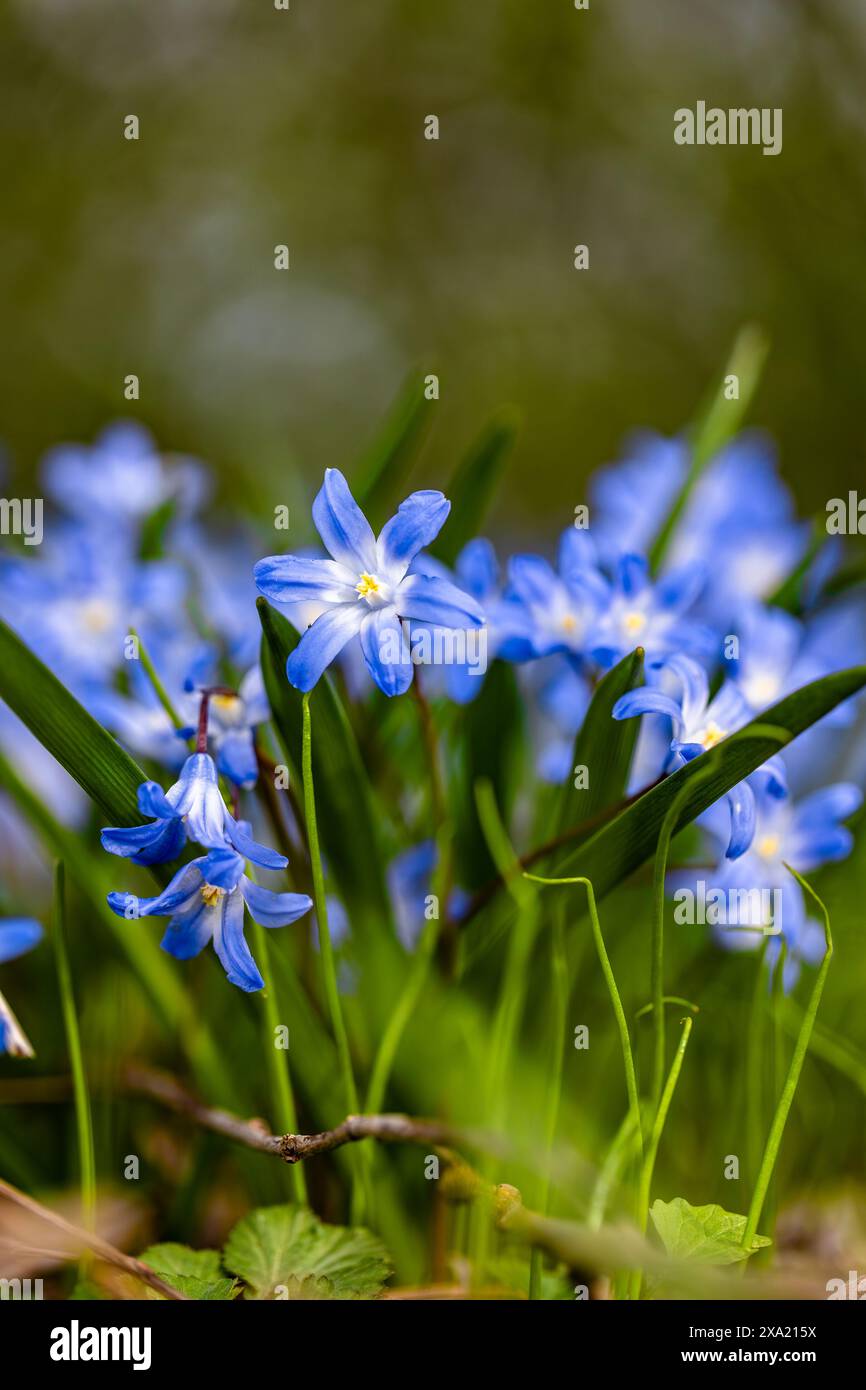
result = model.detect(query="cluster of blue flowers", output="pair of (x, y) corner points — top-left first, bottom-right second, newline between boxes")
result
(1, 420), (863, 1007)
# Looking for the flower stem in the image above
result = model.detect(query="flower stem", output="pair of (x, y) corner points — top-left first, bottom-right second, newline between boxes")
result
(128, 628), (191, 745)
(52, 863), (96, 1270)
(248, 913), (307, 1205)
(742, 867), (832, 1254)
(629, 1014), (693, 1299)
(301, 692), (365, 1221)
(529, 912), (568, 1300)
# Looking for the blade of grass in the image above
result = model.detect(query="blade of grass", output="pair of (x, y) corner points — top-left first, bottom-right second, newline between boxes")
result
(52, 863), (96, 1269)
(248, 912), (307, 1205)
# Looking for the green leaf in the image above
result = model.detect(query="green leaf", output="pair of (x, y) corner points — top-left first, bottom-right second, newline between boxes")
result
(353, 376), (433, 515)
(272, 1274), (367, 1301)
(223, 1204), (392, 1300)
(257, 599), (393, 939)
(452, 660), (525, 890)
(650, 1197), (771, 1265)
(649, 325), (768, 570)
(140, 1243), (239, 1300)
(0, 616), (145, 827)
(546, 665), (866, 904)
(550, 647), (645, 846)
(429, 410), (519, 566)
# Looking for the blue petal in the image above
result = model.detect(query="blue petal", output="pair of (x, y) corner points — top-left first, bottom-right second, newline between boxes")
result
(557, 528), (598, 577)
(137, 781), (177, 819)
(241, 877), (313, 927)
(286, 603), (365, 692)
(617, 553), (649, 597)
(165, 753), (227, 848)
(661, 655), (709, 728)
(217, 729), (259, 789)
(312, 469), (377, 572)
(0, 919), (43, 965)
(377, 490), (451, 578)
(725, 781), (757, 859)
(396, 573), (484, 629)
(212, 891), (264, 992)
(108, 862), (204, 919)
(160, 897), (214, 961)
(612, 689), (682, 725)
(100, 817), (186, 865)
(253, 554), (356, 605)
(456, 538), (499, 599)
(507, 554), (558, 607)
(225, 815), (288, 871)
(360, 609), (414, 697)
(199, 846), (246, 890)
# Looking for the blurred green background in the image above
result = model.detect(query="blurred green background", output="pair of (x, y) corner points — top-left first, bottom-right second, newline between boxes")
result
(1, 0), (864, 534)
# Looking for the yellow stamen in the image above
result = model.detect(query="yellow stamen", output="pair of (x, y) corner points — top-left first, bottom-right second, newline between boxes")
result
(356, 572), (381, 598)
(699, 722), (725, 750)
(561, 614), (577, 633)
(756, 834), (781, 859)
(201, 885), (224, 907)
(623, 610), (646, 634)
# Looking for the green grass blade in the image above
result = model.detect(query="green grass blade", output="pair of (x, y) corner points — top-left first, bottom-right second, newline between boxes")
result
(428, 409), (519, 567)
(353, 376), (433, 515)
(52, 863), (96, 1257)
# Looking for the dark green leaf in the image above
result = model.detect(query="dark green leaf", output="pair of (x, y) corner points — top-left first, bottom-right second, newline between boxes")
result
(140, 1242), (239, 1300)
(0, 616), (145, 827)
(429, 409), (519, 566)
(353, 376), (433, 516)
(543, 664), (866, 904)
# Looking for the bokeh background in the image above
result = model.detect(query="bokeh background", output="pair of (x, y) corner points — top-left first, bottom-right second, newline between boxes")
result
(1, 0), (865, 534)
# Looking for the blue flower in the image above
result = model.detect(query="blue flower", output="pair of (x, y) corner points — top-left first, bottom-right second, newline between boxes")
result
(42, 422), (207, 532)
(107, 845), (312, 993)
(0, 918), (43, 1057)
(101, 754), (286, 865)
(254, 469), (484, 697)
(613, 654), (787, 858)
(586, 553), (716, 669)
(387, 842), (469, 950)
(670, 782), (861, 991)
(503, 529), (607, 662)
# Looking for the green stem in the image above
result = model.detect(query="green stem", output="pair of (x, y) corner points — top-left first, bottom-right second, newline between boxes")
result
(128, 627), (190, 741)
(301, 692), (364, 1220)
(526, 873), (643, 1169)
(630, 1015), (693, 1299)
(745, 938), (769, 1189)
(742, 867), (832, 1253)
(52, 864), (96, 1264)
(249, 915), (307, 1204)
(529, 913), (568, 1300)
(587, 1111), (638, 1231)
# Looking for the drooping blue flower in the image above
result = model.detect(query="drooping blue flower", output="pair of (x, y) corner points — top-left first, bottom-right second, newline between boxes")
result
(101, 754), (286, 865)
(201, 668), (270, 789)
(613, 654), (787, 858)
(0, 918), (43, 1057)
(254, 469), (484, 697)
(670, 781), (861, 991)
(732, 599), (866, 729)
(107, 844), (312, 992)
(387, 842), (469, 950)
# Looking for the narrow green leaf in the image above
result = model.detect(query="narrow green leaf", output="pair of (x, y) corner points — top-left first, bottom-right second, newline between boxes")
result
(257, 598), (392, 937)
(551, 647), (644, 847)
(650, 1198), (771, 1265)
(353, 376), (433, 515)
(0, 616), (144, 827)
(650, 325), (769, 570)
(429, 409), (519, 566)
(223, 1204), (391, 1300)
(544, 665), (866, 905)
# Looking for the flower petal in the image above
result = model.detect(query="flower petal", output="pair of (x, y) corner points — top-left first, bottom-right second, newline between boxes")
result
(253, 554), (356, 605)
(217, 729), (258, 789)
(160, 897), (214, 961)
(212, 891), (264, 992)
(165, 753), (227, 848)
(100, 816), (186, 865)
(0, 919), (43, 965)
(376, 490), (450, 579)
(725, 780), (757, 860)
(108, 862), (204, 919)
(224, 815), (288, 872)
(241, 877), (313, 927)
(359, 608), (414, 697)
(612, 689), (683, 726)
(311, 468), (377, 571)
(396, 573), (484, 629)
(286, 603), (365, 692)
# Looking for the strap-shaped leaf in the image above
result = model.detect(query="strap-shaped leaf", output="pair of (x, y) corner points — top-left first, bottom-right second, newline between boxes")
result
(0, 616), (145, 826)
(550, 647), (645, 847)
(257, 598), (392, 938)
(429, 410), (519, 566)
(545, 664), (866, 902)
(353, 376), (433, 515)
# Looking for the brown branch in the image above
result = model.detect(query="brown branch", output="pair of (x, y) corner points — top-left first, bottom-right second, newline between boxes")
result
(0, 1179), (187, 1300)
(124, 1064), (459, 1164)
